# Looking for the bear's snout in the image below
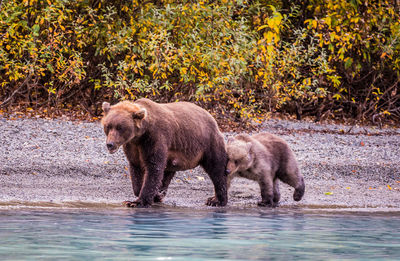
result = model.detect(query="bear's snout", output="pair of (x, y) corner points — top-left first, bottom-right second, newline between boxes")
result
(106, 142), (118, 154)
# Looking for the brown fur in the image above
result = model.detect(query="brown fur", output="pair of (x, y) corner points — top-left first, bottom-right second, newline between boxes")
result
(226, 132), (305, 207)
(101, 98), (228, 207)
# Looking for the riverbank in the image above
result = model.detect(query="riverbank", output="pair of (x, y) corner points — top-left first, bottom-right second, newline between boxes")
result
(1, 116), (399, 211)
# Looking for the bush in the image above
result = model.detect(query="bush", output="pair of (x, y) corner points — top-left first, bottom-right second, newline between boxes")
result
(1, 0), (399, 125)
(300, 0), (400, 123)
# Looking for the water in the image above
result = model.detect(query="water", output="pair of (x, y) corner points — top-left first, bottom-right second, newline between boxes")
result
(0, 208), (399, 260)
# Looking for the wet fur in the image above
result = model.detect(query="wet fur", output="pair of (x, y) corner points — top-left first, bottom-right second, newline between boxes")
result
(101, 99), (227, 207)
(226, 133), (305, 207)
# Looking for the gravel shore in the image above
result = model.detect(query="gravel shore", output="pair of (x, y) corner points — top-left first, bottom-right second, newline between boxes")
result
(1, 115), (399, 211)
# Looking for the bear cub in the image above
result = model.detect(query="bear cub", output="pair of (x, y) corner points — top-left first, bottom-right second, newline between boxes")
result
(226, 132), (305, 207)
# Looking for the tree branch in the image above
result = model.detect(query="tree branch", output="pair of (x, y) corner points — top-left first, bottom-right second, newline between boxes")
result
(0, 73), (32, 108)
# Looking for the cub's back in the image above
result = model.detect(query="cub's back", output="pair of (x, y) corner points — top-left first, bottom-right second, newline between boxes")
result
(252, 132), (296, 164)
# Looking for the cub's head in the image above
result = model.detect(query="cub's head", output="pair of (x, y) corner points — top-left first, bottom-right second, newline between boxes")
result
(226, 137), (253, 175)
(101, 101), (147, 154)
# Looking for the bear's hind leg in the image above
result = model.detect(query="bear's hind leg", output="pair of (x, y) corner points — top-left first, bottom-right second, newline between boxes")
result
(201, 146), (228, 207)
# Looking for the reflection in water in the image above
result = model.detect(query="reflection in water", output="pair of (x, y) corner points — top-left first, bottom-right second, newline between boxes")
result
(0, 208), (399, 260)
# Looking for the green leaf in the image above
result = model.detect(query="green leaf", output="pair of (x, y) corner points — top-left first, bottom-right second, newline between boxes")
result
(344, 57), (353, 69)
(47, 64), (54, 73)
(32, 24), (40, 37)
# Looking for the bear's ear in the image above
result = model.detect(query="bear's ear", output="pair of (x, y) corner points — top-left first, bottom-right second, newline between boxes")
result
(102, 102), (111, 114)
(132, 108), (147, 120)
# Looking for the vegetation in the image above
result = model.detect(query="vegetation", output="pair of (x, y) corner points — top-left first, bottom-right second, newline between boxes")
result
(1, 0), (399, 125)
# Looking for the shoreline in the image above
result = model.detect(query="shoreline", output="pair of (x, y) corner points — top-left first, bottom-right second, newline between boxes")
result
(1, 202), (400, 216)
(1, 116), (399, 211)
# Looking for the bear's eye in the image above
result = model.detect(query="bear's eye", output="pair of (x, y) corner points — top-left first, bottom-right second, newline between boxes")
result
(116, 125), (122, 131)
(234, 160), (239, 165)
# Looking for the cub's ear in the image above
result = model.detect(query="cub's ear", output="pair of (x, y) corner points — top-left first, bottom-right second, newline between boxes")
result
(245, 142), (252, 153)
(132, 108), (147, 120)
(227, 137), (235, 144)
(102, 102), (111, 114)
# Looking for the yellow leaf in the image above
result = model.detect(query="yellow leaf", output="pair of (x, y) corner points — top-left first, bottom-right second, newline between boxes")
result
(265, 31), (274, 43)
(267, 45), (274, 54)
(324, 192), (333, 195)
(312, 20), (317, 29)
(325, 16), (331, 27)
(267, 19), (275, 29)
(258, 25), (268, 31)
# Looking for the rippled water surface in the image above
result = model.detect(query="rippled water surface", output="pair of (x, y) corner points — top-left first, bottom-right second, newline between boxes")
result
(1, 208), (399, 260)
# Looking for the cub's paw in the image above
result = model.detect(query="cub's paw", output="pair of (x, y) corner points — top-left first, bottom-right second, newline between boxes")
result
(123, 200), (150, 208)
(153, 193), (165, 203)
(293, 188), (305, 201)
(257, 201), (277, 208)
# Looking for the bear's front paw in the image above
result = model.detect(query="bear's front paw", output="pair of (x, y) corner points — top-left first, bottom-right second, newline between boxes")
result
(257, 201), (277, 208)
(123, 200), (150, 208)
(206, 196), (222, 206)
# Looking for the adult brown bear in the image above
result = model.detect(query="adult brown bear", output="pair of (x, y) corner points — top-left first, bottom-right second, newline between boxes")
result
(101, 98), (228, 207)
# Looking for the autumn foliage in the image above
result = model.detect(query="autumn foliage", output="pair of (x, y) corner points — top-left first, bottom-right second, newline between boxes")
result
(1, 0), (399, 124)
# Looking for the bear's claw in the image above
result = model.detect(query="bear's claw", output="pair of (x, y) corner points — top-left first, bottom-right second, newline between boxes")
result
(206, 196), (222, 206)
(123, 200), (150, 208)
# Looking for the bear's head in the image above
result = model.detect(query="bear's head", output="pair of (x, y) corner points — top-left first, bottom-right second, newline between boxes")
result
(101, 101), (147, 154)
(226, 137), (253, 175)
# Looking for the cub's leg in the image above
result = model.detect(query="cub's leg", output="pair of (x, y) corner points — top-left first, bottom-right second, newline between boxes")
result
(273, 178), (281, 206)
(293, 176), (305, 201)
(258, 174), (275, 207)
(278, 167), (305, 202)
(154, 171), (176, 203)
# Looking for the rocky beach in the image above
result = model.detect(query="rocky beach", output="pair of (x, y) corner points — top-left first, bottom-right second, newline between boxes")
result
(1, 116), (399, 211)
